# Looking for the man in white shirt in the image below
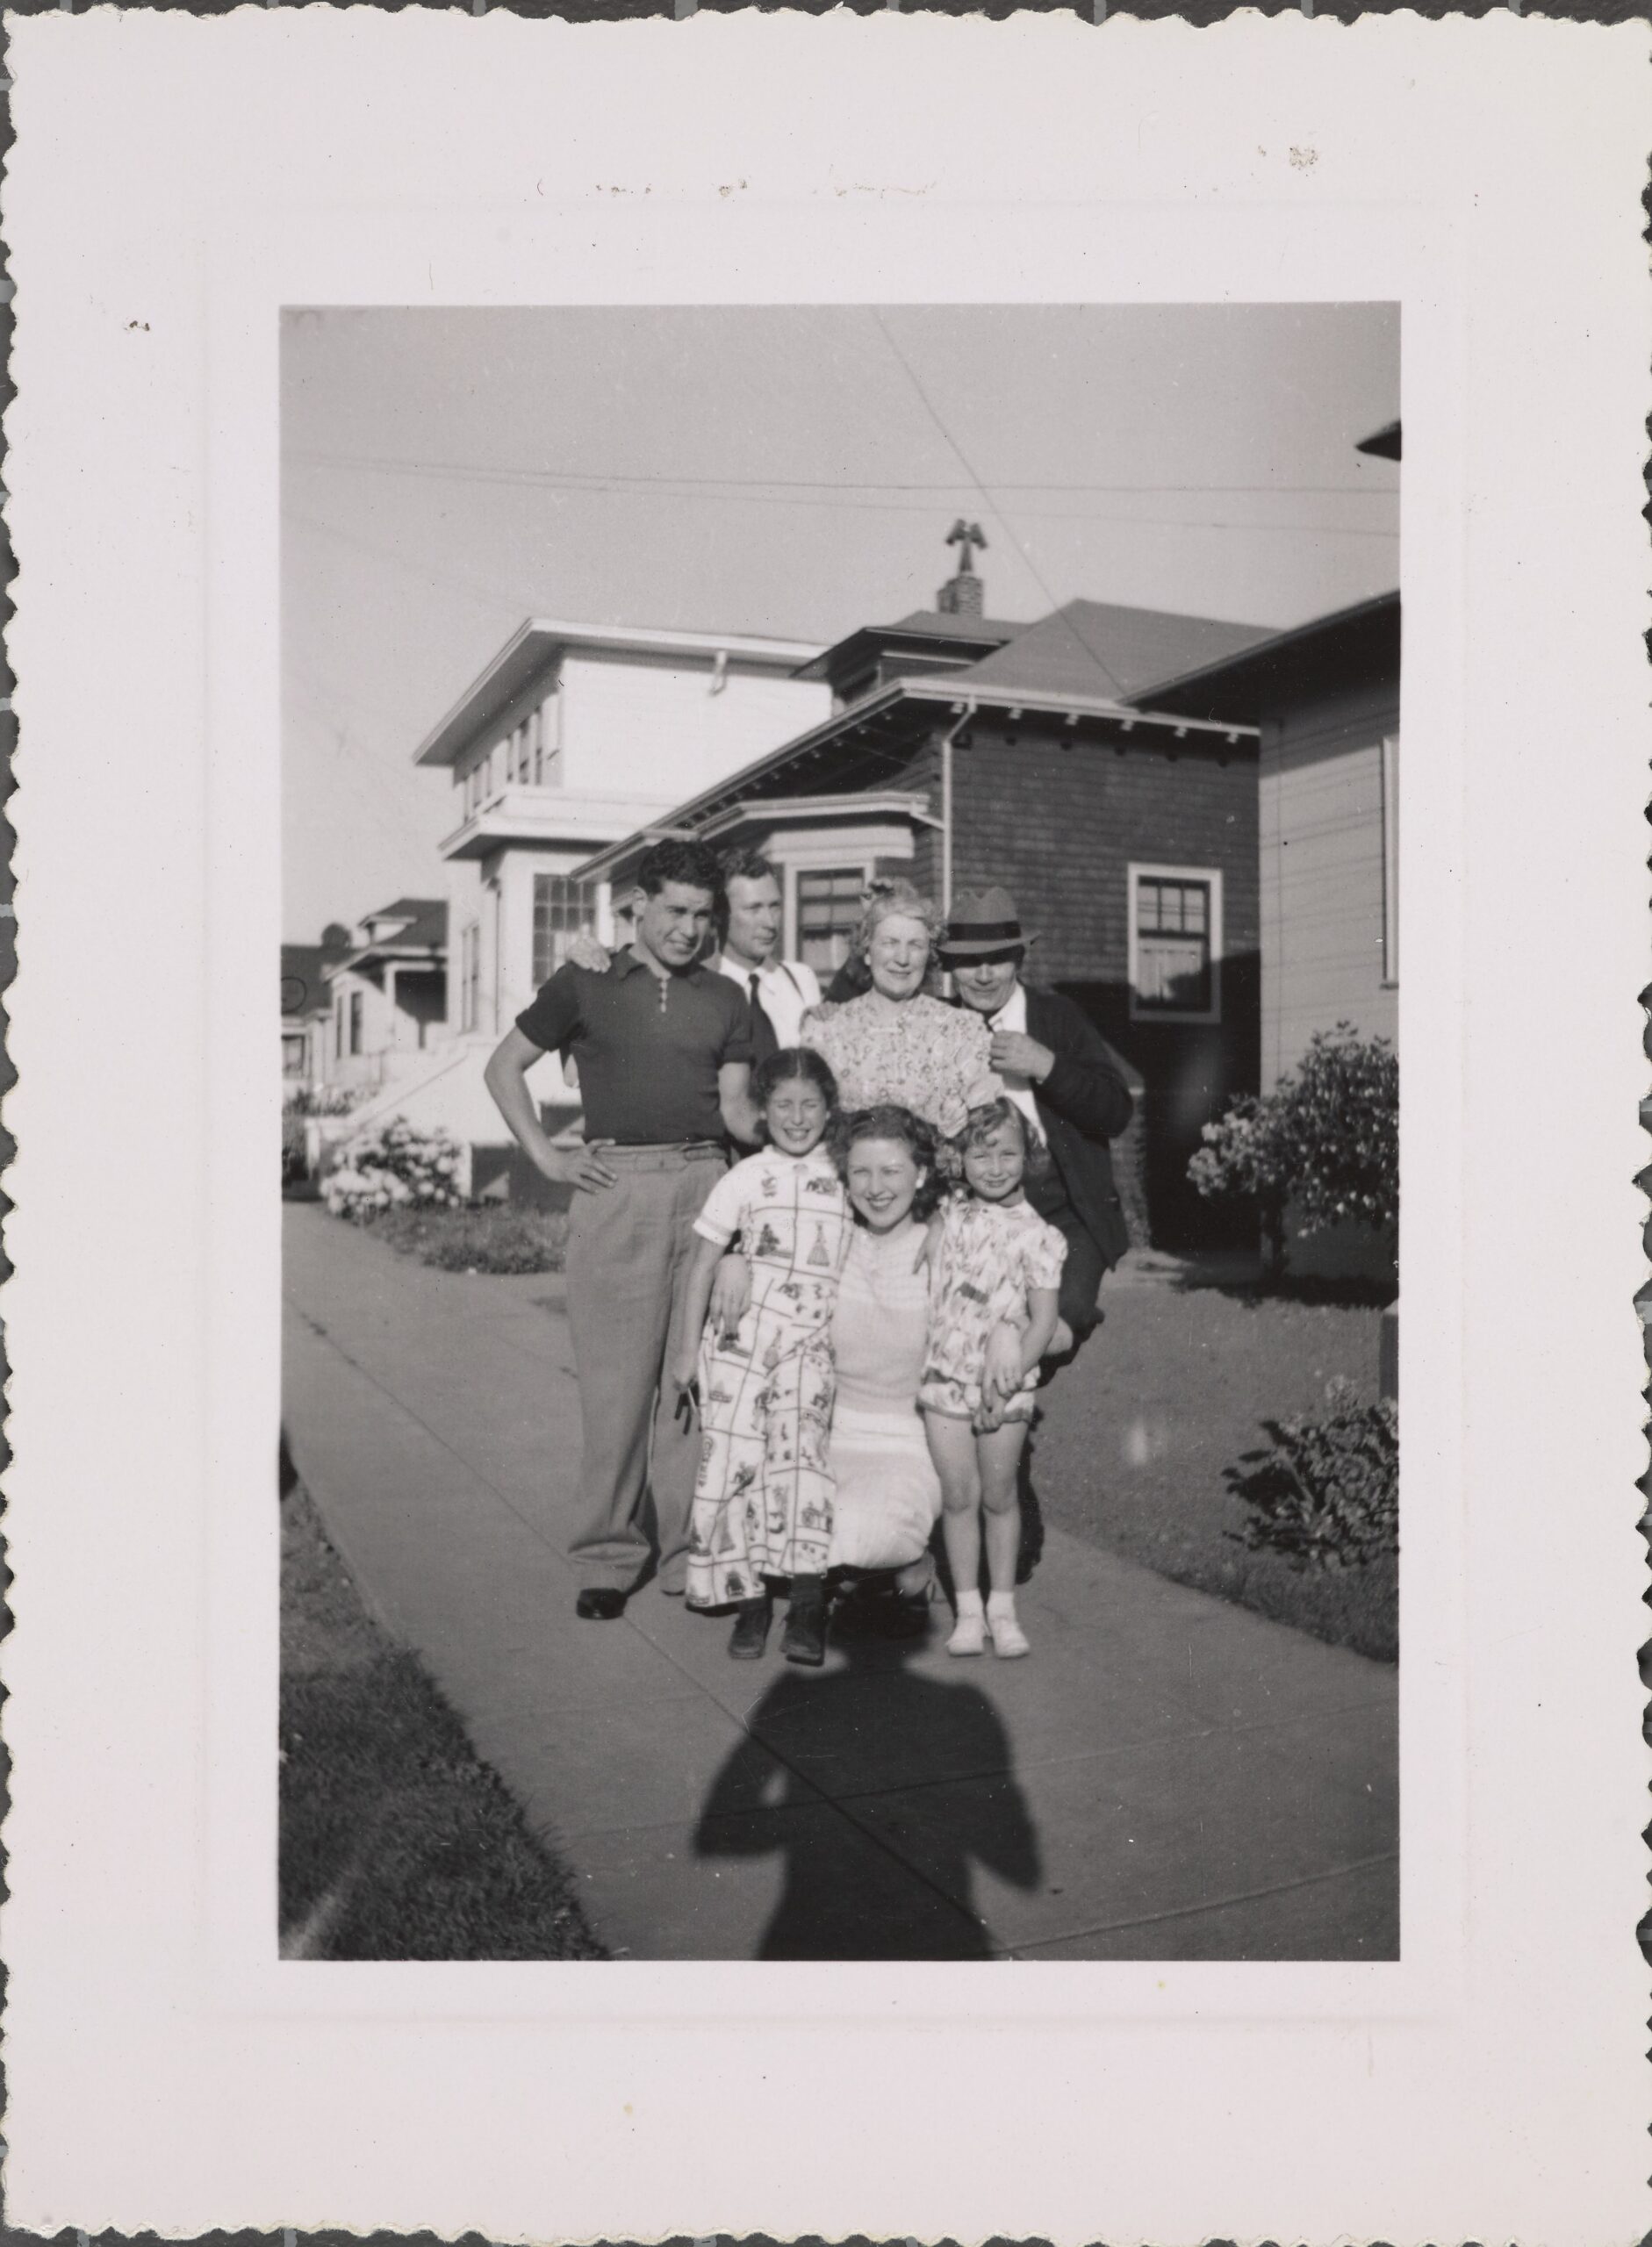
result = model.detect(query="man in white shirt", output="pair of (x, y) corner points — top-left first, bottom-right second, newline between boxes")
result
(706, 848), (821, 1058)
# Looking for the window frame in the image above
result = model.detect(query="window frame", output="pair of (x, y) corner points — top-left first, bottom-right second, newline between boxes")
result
(792, 863), (872, 977)
(1127, 861), (1224, 1026)
(531, 871), (600, 987)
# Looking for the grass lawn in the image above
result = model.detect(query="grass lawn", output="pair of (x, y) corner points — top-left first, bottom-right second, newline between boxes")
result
(361, 1201), (570, 1274)
(1030, 1274), (1397, 1662)
(280, 1481), (607, 1959)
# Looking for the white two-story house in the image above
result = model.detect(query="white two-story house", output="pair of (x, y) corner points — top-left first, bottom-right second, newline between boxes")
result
(320, 618), (830, 1179)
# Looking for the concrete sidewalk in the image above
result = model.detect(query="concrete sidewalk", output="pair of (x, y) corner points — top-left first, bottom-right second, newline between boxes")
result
(282, 1203), (1398, 1962)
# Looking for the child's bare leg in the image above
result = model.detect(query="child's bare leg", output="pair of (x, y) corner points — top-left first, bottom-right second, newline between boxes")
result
(977, 1421), (1028, 1595)
(927, 1412), (988, 1651)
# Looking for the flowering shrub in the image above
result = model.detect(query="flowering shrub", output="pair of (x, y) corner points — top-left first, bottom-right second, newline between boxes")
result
(283, 1086), (364, 1185)
(1189, 1024), (1397, 1271)
(324, 1117), (464, 1222)
(1225, 1377), (1398, 1571)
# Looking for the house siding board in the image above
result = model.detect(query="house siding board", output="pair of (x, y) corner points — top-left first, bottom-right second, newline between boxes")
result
(952, 718), (1260, 1246)
(1259, 678), (1398, 1085)
(559, 654), (829, 805)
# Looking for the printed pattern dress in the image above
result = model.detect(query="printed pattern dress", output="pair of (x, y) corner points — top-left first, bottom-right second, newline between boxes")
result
(686, 1146), (854, 1606)
(918, 1197), (1068, 1429)
(801, 994), (998, 1135)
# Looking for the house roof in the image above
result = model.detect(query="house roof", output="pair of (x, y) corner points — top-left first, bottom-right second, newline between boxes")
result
(1356, 420), (1402, 462)
(366, 896), (448, 946)
(958, 599), (1272, 705)
(1127, 590), (1400, 725)
(791, 608), (1020, 684)
(574, 645), (1259, 888)
(413, 617), (826, 769)
(327, 897), (449, 982)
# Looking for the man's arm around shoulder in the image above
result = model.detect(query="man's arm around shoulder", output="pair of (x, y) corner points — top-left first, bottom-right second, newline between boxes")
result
(1031, 987), (1134, 1140)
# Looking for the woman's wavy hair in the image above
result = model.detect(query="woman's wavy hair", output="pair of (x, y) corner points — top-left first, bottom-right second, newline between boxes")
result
(851, 878), (945, 965)
(828, 1102), (946, 1224)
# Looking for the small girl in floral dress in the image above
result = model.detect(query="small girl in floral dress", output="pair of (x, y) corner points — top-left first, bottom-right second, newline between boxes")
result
(920, 1098), (1067, 1660)
(672, 1049), (852, 1667)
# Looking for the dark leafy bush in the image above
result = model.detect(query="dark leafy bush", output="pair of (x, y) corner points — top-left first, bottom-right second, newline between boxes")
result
(1189, 1023), (1397, 1271)
(1225, 1376), (1398, 1570)
(370, 1202), (570, 1275)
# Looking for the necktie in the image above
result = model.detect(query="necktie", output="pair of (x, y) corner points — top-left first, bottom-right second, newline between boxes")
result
(747, 972), (779, 1064)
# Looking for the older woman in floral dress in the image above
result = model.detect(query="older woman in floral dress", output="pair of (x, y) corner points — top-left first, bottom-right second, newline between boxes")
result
(801, 882), (999, 1132)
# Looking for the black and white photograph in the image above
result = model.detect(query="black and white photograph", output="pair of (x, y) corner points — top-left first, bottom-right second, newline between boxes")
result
(10, 11), (1648, 2237)
(279, 302), (1402, 1963)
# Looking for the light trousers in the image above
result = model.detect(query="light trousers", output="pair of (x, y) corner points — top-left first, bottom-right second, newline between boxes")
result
(563, 1143), (725, 1591)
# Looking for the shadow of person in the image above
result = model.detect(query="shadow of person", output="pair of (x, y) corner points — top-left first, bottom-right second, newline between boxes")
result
(693, 1630), (1041, 1960)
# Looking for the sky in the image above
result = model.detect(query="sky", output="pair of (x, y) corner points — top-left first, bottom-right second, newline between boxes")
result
(282, 303), (1399, 941)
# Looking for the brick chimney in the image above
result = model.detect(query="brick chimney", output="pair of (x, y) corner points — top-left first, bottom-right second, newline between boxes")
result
(937, 569), (984, 619)
(937, 518), (988, 618)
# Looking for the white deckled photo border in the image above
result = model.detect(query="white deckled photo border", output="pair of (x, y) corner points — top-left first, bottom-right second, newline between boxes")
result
(4, 12), (1648, 2241)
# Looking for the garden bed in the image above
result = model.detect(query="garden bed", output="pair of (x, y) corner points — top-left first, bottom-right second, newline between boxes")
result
(1031, 1275), (1397, 1662)
(356, 1201), (571, 1274)
(280, 1479), (606, 1959)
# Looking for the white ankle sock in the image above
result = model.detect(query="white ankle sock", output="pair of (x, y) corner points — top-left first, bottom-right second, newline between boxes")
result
(987, 1591), (1017, 1618)
(955, 1588), (985, 1618)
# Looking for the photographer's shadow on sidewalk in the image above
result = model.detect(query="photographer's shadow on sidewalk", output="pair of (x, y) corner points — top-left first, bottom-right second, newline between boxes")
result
(693, 1632), (1041, 1960)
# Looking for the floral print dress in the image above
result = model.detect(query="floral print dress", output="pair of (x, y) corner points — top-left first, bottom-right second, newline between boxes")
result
(801, 994), (998, 1135)
(686, 1146), (854, 1607)
(918, 1196), (1068, 1429)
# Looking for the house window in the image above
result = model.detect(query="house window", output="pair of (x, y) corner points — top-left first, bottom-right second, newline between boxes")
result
(535, 694), (562, 786)
(796, 868), (865, 974)
(1129, 865), (1222, 1023)
(348, 991), (363, 1055)
(334, 998), (345, 1060)
(283, 1032), (305, 1077)
(1381, 733), (1399, 984)
(533, 873), (599, 986)
(460, 923), (480, 1033)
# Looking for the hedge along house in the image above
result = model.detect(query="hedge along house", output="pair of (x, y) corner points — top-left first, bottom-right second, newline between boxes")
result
(1131, 585), (1401, 1282)
(580, 553), (1273, 1246)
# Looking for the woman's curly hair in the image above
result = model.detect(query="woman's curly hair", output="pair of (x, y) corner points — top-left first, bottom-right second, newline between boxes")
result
(828, 1102), (947, 1224)
(851, 878), (945, 963)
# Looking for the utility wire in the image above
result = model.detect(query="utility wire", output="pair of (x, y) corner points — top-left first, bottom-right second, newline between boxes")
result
(871, 309), (1138, 698)
(286, 447), (1395, 499)
(284, 457), (1397, 540)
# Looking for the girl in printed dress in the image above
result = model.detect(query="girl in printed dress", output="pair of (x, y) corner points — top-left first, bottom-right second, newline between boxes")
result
(672, 1049), (852, 1667)
(920, 1098), (1067, 1660)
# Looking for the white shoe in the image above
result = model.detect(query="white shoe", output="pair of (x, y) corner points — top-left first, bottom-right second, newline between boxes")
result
(988, 1609), (1031, 1659)
(947, 1612), (987, 1657)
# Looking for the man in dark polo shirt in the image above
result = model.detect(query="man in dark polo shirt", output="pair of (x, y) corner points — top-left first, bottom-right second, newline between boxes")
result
(485, 840), (758, 1619)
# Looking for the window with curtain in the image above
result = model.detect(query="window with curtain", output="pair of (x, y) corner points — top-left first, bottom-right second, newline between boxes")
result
(795, 867), (865, 973)
(1131, 871), (1217, 1018)
(532, 873), (599, 986)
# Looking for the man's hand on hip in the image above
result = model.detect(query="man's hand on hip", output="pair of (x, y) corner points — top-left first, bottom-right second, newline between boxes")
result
(543, 1138), (619, 1193)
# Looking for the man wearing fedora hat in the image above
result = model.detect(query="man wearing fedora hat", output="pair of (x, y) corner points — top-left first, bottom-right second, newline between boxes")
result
(941, 886), (1134, 1358)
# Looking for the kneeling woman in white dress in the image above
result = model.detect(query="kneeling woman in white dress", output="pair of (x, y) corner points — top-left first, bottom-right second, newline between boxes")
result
(824, 1102), (951, 1625)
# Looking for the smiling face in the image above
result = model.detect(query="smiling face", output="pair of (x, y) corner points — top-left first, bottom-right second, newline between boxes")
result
(961, 1112), (1027, 1204)
(844, 1135), (924, 1232)
(723, 872), (783, 970)
(951, 949), (1024, 1016)
(633, 879), (718, 973)
(865, 913), (932, 1002)
(764, 1073), (830, 1158)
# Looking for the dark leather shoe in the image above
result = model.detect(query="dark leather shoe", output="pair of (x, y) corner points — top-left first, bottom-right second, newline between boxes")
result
(728, 1597), (772, 1660)
(780, 1597), (827, 1667)
(575, 1587), (626, 1622)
